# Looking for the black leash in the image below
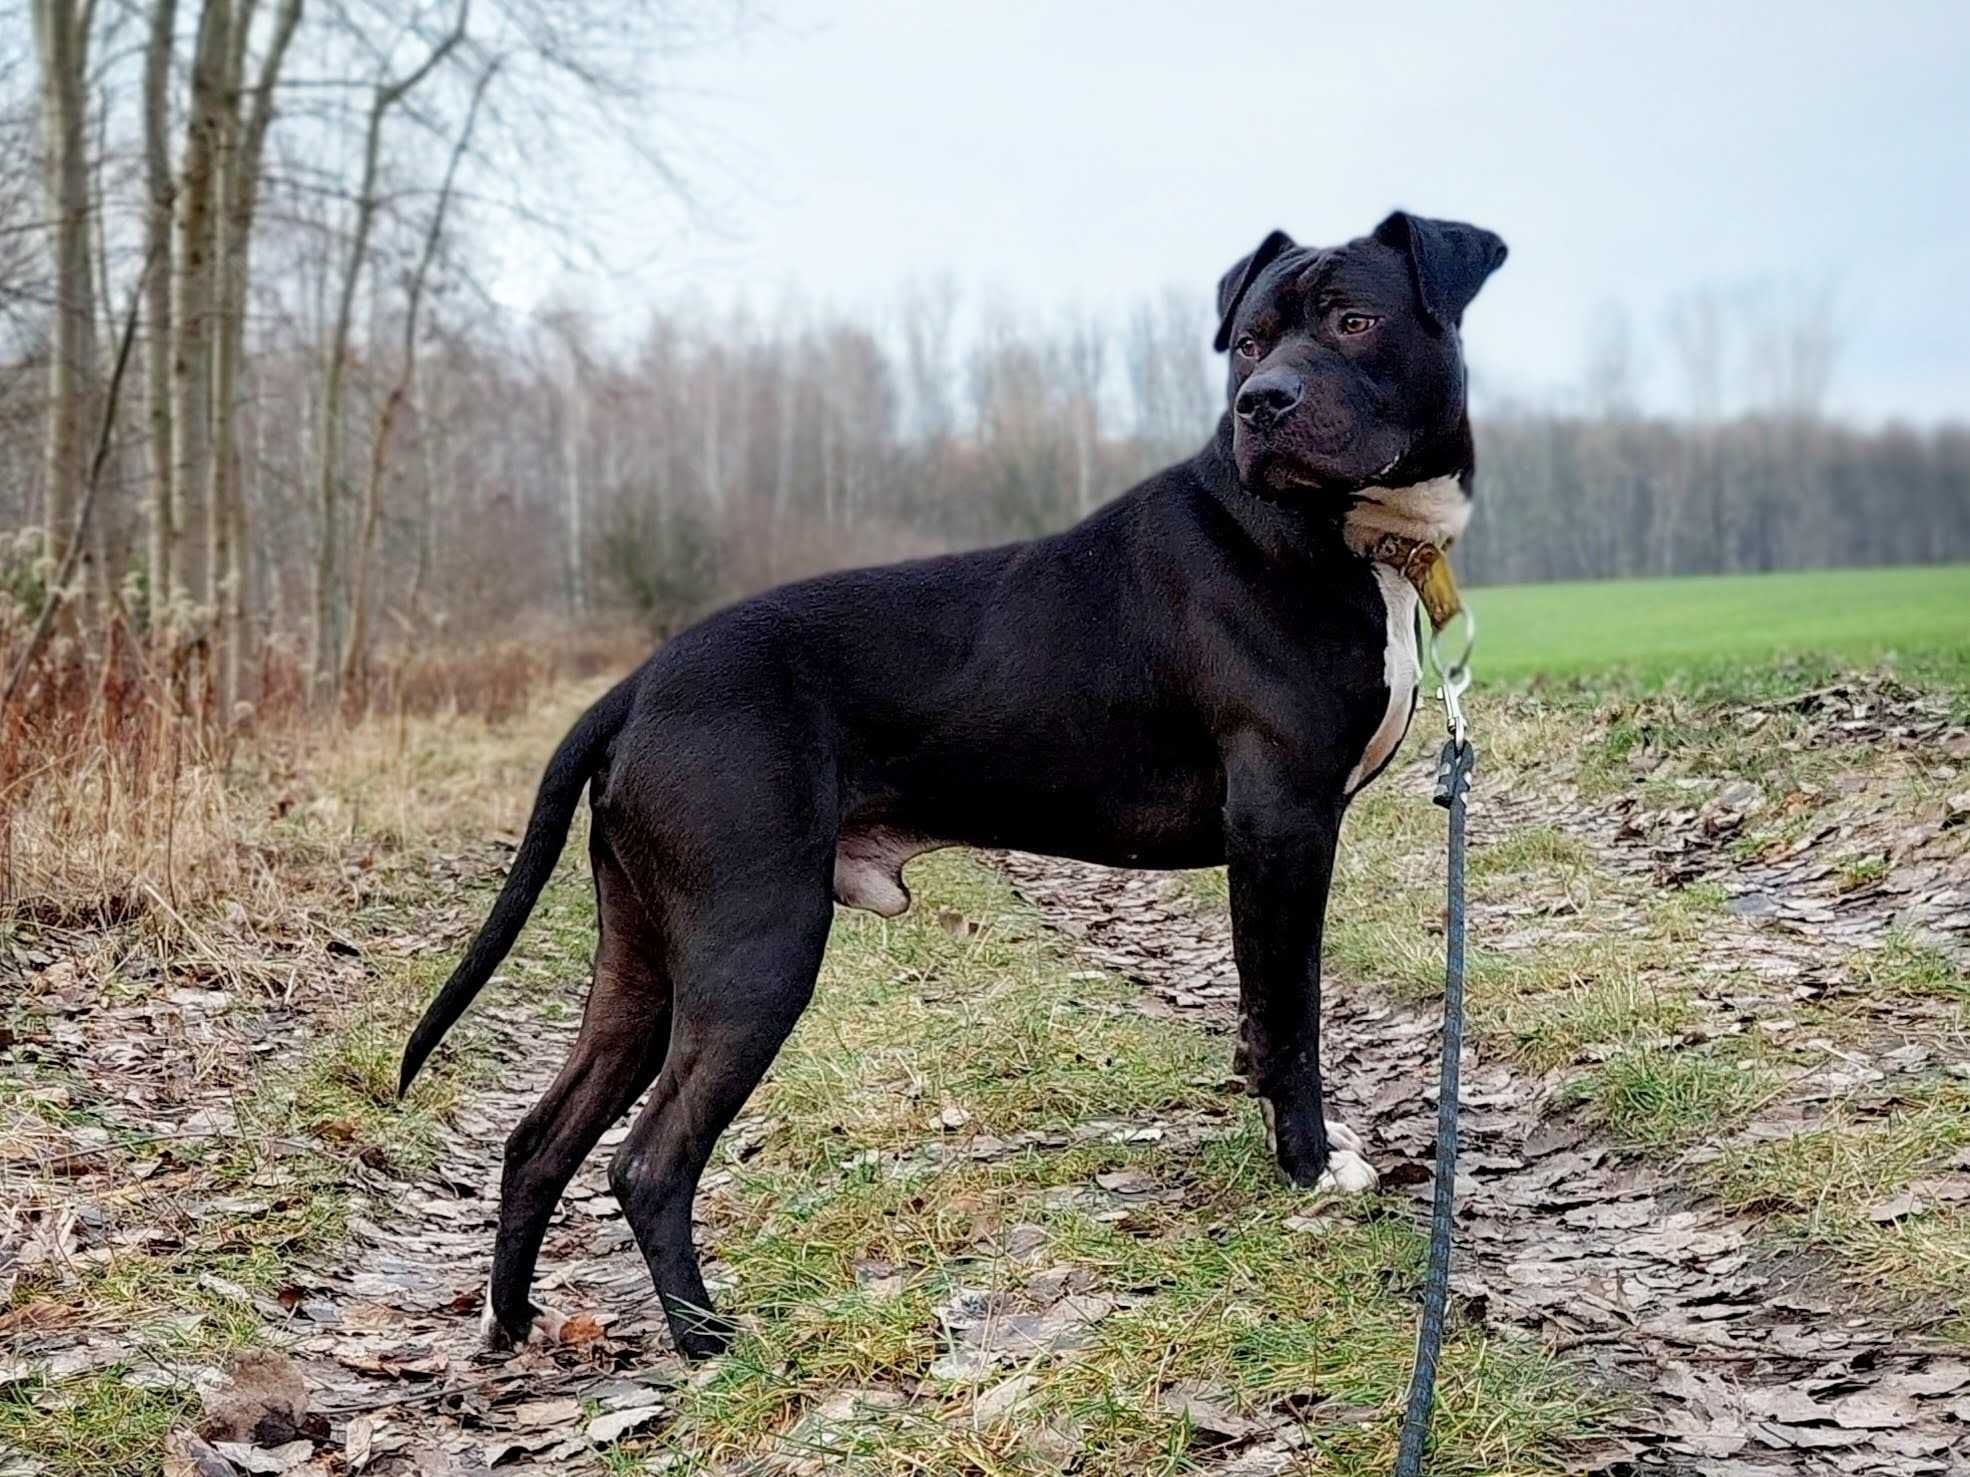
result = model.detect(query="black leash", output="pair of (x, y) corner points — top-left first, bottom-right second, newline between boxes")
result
(1392, 608), (1477, 1477)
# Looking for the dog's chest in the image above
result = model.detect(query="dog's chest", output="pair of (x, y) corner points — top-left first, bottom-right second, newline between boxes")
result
(1345, 565), (1420, 795)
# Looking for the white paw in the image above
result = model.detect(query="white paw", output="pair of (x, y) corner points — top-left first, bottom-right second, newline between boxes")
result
(1315, 1148), (1379, 1195)
(479, 1279), (569, 1349)
(1324, 1119), (1366, 1155)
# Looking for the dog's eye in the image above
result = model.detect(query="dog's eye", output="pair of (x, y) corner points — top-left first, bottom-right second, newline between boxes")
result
(1234, 334), (1263, 360)
(1336, 312), (1380, 337)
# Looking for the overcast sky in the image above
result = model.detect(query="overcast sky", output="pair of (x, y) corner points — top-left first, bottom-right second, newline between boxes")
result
(507, 1), (1968, 424)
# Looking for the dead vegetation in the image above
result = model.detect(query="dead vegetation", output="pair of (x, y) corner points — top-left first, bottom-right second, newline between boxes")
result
(1, 635), (628, 1477)
(0, 621), (638, 930)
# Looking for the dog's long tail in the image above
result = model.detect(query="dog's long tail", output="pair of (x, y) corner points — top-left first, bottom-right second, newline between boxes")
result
(398, 674), (639, 1096)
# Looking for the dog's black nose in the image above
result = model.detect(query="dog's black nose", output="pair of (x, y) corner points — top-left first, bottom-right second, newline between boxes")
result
(1234, 368), (1303, 428)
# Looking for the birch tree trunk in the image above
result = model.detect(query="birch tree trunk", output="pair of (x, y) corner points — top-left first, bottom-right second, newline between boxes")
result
(31, 0), (98, 638)
(562, 366), (587, 618)
(203, 0), (253, 679)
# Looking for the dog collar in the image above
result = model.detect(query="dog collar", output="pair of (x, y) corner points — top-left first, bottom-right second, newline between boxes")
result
(1366, 533), (1464, 631)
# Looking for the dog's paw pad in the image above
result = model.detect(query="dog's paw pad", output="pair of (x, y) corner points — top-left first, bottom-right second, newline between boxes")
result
(1324, 1119), (1366, 1155)
(1315, 1148), (1379, 1195)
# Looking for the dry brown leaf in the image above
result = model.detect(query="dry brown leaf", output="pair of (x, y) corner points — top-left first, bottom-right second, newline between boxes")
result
(558, 1310), (607, 1346)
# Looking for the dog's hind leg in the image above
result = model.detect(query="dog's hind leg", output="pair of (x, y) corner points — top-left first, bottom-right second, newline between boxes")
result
(486, 841), (670, 1349)
(608, 879), (833, 1359)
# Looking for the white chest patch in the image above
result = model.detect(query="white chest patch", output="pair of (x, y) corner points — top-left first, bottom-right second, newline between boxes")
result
(1341, 474), (1472, 557)
(1346, 565), (1420, 795)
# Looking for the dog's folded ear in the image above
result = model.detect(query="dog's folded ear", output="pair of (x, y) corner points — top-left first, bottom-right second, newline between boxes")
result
(1374, 212), (1508, 332)
(1213, 229), (1297, 352)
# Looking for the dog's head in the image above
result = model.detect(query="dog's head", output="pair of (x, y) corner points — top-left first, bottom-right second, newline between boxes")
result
(1213, 212), (1507, 498)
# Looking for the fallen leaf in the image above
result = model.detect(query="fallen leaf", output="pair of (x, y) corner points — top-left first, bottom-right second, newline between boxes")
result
(514, 1398), (582, 1428)
(973, 1374), (1040, 1425)
(1829, 1390), (1918, 1430)
(164, 1431), (237, 1477)
(344, 1416), (374, 1473)
(558, 1311), (606, 1346)
(586, 1405), (664, 1444)
(213, 1439), (316, 1474)
(1866, 1190), (1927, 1223)
(1158, 1381), (1256, 1442)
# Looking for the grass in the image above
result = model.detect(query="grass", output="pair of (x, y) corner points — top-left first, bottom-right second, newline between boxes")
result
(1709, 1082), (1970, 1316)
(1568, 1047), (1775, 1151)
(652, 852), (1612, 1474)
(0, 1375), (194, 1477)
(1849, 931), (1969, 1005)
(1470, 562), (1970, 689)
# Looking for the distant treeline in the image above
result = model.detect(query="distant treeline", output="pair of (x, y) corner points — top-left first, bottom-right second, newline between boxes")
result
(1463, 415), (1970, 586)
(5, 289), (1964, 659)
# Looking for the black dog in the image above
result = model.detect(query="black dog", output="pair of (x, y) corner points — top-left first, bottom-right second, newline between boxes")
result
(400, 211), (1506, 1359)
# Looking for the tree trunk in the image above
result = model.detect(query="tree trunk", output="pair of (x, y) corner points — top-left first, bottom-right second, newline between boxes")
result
(172, 0), (230, 606)
(142, 0), (178, 613)
(31, 0), (98, 640)
(208, 0), (300, 709)
(562, 371), (586, 618)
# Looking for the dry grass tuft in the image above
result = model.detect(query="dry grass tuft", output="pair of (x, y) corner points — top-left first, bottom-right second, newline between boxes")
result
(0, 620), (641, 959)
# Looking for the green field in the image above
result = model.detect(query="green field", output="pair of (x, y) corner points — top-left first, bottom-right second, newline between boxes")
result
(1467, 563), (1969, 690)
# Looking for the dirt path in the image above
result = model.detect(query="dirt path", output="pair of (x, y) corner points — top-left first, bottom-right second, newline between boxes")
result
(272, 995), (696, 1475)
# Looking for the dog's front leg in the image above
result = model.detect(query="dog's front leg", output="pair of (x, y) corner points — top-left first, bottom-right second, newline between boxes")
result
(1223, 751), (1375, 1194)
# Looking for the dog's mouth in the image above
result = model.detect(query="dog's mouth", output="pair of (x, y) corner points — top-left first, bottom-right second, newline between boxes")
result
(1239, 440), (1410, 502)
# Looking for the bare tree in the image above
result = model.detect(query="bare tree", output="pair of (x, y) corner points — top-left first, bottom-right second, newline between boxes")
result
(1061, 308), (1104, 514)
(310, 0), (469, 691)
(141, 0), (178, 605)
(30, 0), (99, 632)
(170, 0), (232, 605)
(342, 54), (494, 694)
(208, 0), (302, 704)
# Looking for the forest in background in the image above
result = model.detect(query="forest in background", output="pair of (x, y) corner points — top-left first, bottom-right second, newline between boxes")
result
(2, 0), (1966, 726)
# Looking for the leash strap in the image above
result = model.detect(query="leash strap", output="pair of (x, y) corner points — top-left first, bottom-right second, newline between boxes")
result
(1393, 722), (1476, 1475)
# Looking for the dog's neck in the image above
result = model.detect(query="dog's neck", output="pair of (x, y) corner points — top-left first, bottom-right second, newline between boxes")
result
(1340, 474), (1471, 558)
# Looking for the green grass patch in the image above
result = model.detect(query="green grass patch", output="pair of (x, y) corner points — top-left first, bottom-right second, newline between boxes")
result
(1468, 825), (1591, 881)
(0, 1374), (196, 1477)
(1848, 931), (1969, 1005)
(1471, 563), (1970, 690)
(1570, 1046), (1774, 1151)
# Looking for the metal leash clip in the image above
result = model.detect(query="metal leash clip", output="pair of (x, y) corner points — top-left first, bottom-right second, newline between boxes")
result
(1423, 604), (1475, 751)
